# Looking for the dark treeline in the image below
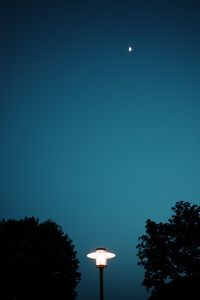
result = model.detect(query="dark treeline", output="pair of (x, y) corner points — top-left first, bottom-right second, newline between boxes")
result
(137, 201), (200, 300)
(0, 217), (81, 300)
(0, 200), (199, 300)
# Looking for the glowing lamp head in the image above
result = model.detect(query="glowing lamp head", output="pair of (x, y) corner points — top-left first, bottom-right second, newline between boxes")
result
(87, 248), (116, 268)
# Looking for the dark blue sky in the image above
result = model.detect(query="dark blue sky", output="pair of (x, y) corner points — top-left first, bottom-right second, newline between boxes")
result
(1, 1), (200, 299)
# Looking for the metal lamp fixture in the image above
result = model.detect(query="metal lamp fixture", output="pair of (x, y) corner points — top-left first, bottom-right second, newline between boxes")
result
(87, 247), (115, 268)
(87, 248), (116, 300)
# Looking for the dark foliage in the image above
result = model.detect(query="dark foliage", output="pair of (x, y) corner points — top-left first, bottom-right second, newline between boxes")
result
(136, 201), (200, 297)
(148, 273), (200, 300)
(0, 217), (81, 300)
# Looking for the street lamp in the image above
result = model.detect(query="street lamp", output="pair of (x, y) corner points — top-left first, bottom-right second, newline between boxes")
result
(87, 248), (116, 300)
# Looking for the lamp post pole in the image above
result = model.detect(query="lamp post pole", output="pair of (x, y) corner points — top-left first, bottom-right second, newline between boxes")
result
(99, 267), (104, 300)
(87, 248), (116, 300)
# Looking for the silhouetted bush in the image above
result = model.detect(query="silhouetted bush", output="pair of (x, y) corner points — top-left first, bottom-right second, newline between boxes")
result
(136, 201), (200, 298)
(0, 217), (81, 300)
(148, 273), (200, 300)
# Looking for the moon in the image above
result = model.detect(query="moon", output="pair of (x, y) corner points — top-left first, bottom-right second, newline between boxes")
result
(128, 46), (133, 52)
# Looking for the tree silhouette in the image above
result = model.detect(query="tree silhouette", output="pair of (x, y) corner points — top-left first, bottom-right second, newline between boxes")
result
(148, 273), (200, 300)
(0, 217), (81, 300)
(136, 201), (200, 298)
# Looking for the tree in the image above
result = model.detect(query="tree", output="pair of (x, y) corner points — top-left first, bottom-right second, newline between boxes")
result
(136, 201), (200, 298)
(0, 217), (81, 300)
(148, 273), (200, 300)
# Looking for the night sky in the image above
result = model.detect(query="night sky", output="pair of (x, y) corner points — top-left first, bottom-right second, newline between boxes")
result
(1, 1), (200, 299)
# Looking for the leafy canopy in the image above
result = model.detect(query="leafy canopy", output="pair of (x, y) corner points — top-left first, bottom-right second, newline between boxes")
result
(136, 201), (200, 294)
(0, 217), (81, 300)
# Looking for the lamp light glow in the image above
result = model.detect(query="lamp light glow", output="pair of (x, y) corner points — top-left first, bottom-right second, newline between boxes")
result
(87, 247), (116, 268)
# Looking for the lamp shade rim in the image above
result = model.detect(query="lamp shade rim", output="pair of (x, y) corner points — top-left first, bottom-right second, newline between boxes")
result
(87, 250), (116, 259)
